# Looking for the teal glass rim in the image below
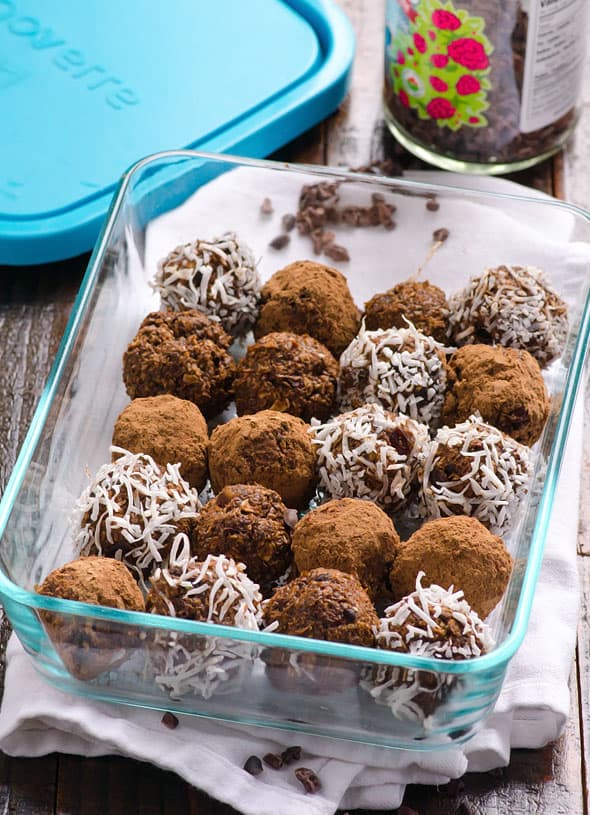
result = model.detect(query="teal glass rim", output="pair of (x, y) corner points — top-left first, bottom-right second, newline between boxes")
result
(0, 149), (589, 680)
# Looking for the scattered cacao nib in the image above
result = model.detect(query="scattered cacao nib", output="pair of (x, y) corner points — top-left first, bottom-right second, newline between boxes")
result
(260, 197), (274, 215)
(263, 752), (284, 770)
(269, 234), (290, 250)
(243, 755), (264, 776)
(294, 767), (322, 794)
(433, 228), (450, 243)
(426, 198), (440, 212)
(455, 803), (473, 815)
(324, 243), (350, 262)
(161, 711), (179, 730)
(281, 746), (302, 765)
(282, 213), (296, 232)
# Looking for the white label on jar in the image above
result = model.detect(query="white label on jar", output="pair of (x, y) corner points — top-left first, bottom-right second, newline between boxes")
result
(519, 0), (588, 133)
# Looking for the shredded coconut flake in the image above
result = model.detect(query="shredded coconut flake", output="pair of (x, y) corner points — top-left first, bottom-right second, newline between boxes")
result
(310, 403), (429, 510)
(338, 321), (448, 426)
(420, 414), (533, 535)
(361, 572), (494, 723)
(152, 232), (261, 337)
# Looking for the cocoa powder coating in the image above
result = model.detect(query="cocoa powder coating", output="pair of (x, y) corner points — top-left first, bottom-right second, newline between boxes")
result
(208, 410), (317, 510)
(234, 332), (338, 422)
(112, 395), (209, 491)
(122, 310), (235, 419)
(442, 344), (550, 446)
(364, 279), (450, 343)
(291, 498), (400, 601)
(254, 261), (361, 357)
(389, 516), (513, 619)
(194, 484), (293, 594)
(264, 568), (378, 647)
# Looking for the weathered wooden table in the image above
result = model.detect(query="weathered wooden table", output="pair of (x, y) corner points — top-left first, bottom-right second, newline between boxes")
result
(0, 1), (588, 812)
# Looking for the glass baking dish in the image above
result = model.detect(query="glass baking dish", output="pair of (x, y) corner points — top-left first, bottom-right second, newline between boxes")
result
(0, 150), (589, 751)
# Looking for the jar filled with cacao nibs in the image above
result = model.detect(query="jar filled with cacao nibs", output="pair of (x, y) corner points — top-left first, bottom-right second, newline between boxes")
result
(383, 0), (588, 174)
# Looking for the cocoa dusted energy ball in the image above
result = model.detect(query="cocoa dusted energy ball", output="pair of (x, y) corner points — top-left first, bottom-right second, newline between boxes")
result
(254, 260), (361, 357)
(112, 395), (209, 491)
(73, 449), (200, 589)
(421, 415), (533, 536)
(389, 516), (513, 619)
(122, 310), (235, 419)
(234, 332), (339, 422)
(209, 410), (317, 509)
(311, 403), (429, 512)
(152, 232), (261, 338)
(36, 557), (145, 680)
(194, 484), (294, 594)
(147, 552), (264, 699)
(364, 573), (494, 723)
(448, 264), (568, 367)
(442, 344), (550, 447)
(364, 279), (450, 343)
(338, 322), (448, 427)
(291, 498), (400, 602)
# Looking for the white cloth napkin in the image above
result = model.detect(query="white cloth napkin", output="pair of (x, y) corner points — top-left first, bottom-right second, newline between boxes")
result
(0, 171), (586, 814)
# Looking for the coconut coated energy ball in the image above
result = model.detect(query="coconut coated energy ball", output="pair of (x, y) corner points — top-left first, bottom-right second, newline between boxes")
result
(36, 557), (145, 680)
(338, 322), (448, 427)
(311, 403), (429, 512)
(193, 484), (294, 595)
(389, 516), (513, 619)
(152, 232), (261, 338)
(291, 498), (400, 601)
(112, 395), (209, 491)
(421, 415), (533, 536)
(364, 573), (494, 723)
(73, 449), (200, 588)
(254, 260), (361, 357)
(442, 344), (550, 446)
(234, 331), (338, 422)
(122, 310), (235, 419)
(209, 410), (317, 509)
(146, 552), (264, 699)
(448, 264), (568, 367)
(364, 279), (450, 343)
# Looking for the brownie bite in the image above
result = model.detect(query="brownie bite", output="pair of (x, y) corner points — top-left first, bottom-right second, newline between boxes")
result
(364, 279), (450, 343)
(194, 484), (294, 594)
(234, 332), (338, 422)
(122, 310), (235, 419)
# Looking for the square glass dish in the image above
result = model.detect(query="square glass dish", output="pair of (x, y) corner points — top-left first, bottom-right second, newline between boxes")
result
(0, 150), (589, 751)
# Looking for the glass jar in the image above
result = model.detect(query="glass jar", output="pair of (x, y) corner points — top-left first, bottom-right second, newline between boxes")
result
(383, 0), (588, 174)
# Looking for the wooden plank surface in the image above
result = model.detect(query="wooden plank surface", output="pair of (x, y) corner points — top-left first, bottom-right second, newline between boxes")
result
(0, 1), (589, 813)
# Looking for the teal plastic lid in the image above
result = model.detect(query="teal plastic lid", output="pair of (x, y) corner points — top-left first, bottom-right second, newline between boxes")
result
(0, 0), (354, 265)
